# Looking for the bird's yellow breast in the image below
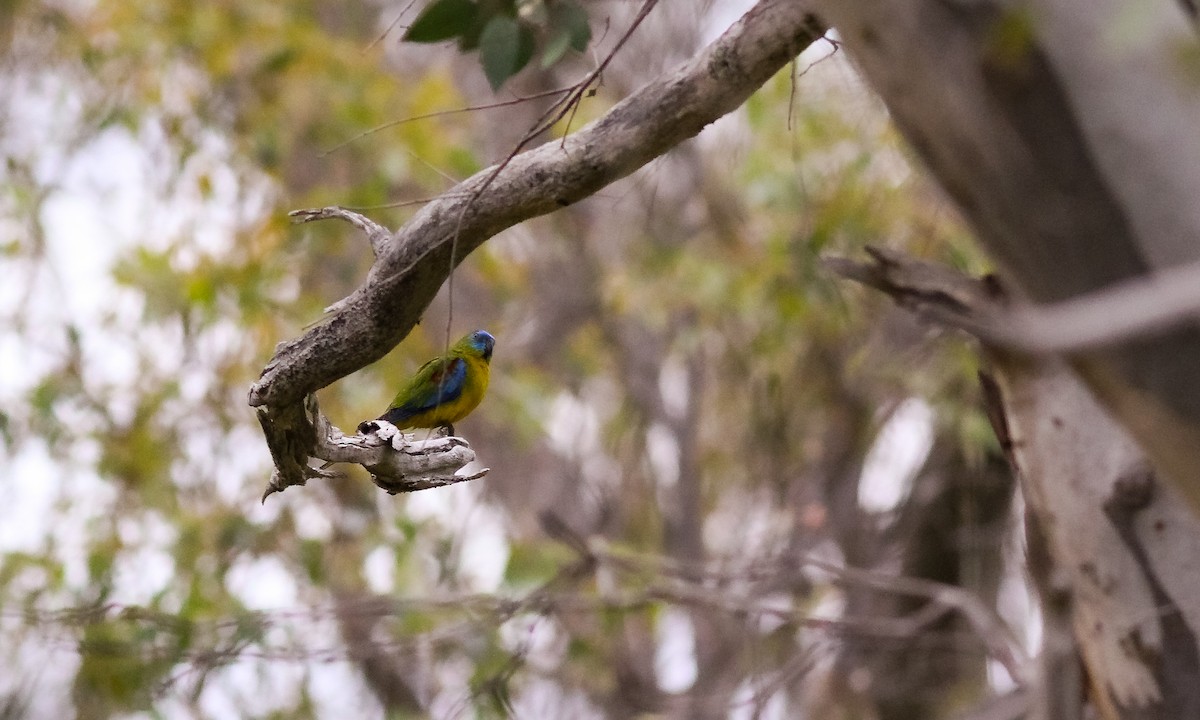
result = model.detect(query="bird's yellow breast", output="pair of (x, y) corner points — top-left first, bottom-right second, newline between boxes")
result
(399, 353), (490, 430)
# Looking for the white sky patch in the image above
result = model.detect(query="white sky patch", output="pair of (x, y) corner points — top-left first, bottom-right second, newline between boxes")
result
(430, 655), (479, 719)
(2, 60), (318, 719)
(0, 445), (117, 588)
(40, 129), (150, 320)
(500, 613), (566, 671)
(399, 481), (453, 525)
(655, 607), (698, 693)
(544, 391), (600, 459)
(225, 555), (299, 611)
(363, 545), (396, 594)
(56, 477), (120, 591)
(808, 584), (846, 623)
(0, 442), (59, 553)
(291, 496), (334, 541)
(138, 322), (189, 380)
(701, 0), (757, 44)
(509, 677), (604, 720)
(308, 659), (386, 719)
(406, 479), (510, 592)
(796, 584), (846, 677)
(77, 298), (145, 409)
(198, 655), (311, 719)
(729, 680), (788, 720)
(0, 261), (73, 396)
(456, 495), (509, 591)
(220, 423), (275, 503)
(115, 553), (177, 611)
(8, 71), (83, 184)
(703, 487), (790, 564)
(646, 422), (681, 490)
(194, 605), (370, 719)
(110, 511), (178, 607)
(799, 27), (840, 65)
(0, 630), (79, 720)
(751, 592), (794, 635)
(544, 382), (624, 491)
(994, 489), (1039, 693)
(857, 397), (935, 513)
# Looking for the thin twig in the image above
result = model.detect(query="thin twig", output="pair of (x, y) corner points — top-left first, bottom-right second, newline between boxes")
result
(587, 537), (1029, 683)
(440, 0), (663, 377)
(321, 87), (578, 156)
(366, 0), (419, 51)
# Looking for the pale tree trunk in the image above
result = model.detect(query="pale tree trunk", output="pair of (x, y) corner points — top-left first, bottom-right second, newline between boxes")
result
(812, 2), (1200, 711)
(991, 350), (1200, 719)
(829, 251), (1200, 718)
(811, 0), (1200, 516)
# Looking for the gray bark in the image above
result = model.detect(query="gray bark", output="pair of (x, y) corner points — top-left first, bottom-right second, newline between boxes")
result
(830, 250), (1200, 719)
(810, 0), (1200, 513)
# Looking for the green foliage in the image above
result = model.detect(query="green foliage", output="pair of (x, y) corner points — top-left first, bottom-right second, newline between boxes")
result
(74, 617), (176, 715)
(541, 1), (590, 68)
(404, 0), (592, 89)
(479, 15), (535, 91)
(404, 0), (480, 43)
(0, 1), (1003, 717)
(503, 540), (573, 587)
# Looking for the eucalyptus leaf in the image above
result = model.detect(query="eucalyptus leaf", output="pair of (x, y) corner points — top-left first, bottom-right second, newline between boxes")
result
(479, 15), (535, 90)
(542, 1), (591, 68)
(404, 0), (479, 43)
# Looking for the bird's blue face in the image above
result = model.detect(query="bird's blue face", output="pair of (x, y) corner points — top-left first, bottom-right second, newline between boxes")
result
(469, 330), (495, 361)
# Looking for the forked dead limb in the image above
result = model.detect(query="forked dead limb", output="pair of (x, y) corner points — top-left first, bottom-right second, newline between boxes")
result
(258, 394), (487, 501)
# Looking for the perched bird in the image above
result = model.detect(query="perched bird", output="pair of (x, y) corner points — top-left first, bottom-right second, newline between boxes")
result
(359, 330), (495, 437)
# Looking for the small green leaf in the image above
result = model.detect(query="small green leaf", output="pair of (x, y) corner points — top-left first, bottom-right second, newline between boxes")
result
(541, 2), (591, 68)
(404, 0), (479, 43)
(479, 15), (535, 90)
(561, 2), (591, 52)
(541, 29), (572, 68)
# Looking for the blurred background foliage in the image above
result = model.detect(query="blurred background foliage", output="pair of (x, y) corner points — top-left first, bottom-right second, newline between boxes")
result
(0, 0), (1023, 718)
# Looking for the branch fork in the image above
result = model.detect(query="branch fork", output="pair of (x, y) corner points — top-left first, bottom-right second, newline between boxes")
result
(258, 394), (487, 501)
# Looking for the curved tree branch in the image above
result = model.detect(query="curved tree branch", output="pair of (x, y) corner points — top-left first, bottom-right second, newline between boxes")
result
(249, 0), (824, 410)
(256, 394), (486, 501)
(248, 0), (824, 496)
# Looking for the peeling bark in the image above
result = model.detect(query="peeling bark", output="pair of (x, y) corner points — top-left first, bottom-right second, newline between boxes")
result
(257, 393), (485, 500)
(829, 251), (1200, 718)
(814, 0), (1200, 514)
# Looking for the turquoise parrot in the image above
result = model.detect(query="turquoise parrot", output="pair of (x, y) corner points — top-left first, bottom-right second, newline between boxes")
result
(359, 330), (495, 436)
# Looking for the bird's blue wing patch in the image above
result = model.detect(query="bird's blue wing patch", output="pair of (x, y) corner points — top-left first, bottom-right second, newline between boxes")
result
(396, 356), (466, 417)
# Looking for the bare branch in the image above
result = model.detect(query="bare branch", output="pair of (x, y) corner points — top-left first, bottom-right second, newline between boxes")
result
(973, 258), (1200, 355)
(320, 85), (577, 157)
(829, 247), (1200, 356)
(584, 536), (1029, 685)
(312, 404), (487, 495)
(290, 206), (392, 259)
